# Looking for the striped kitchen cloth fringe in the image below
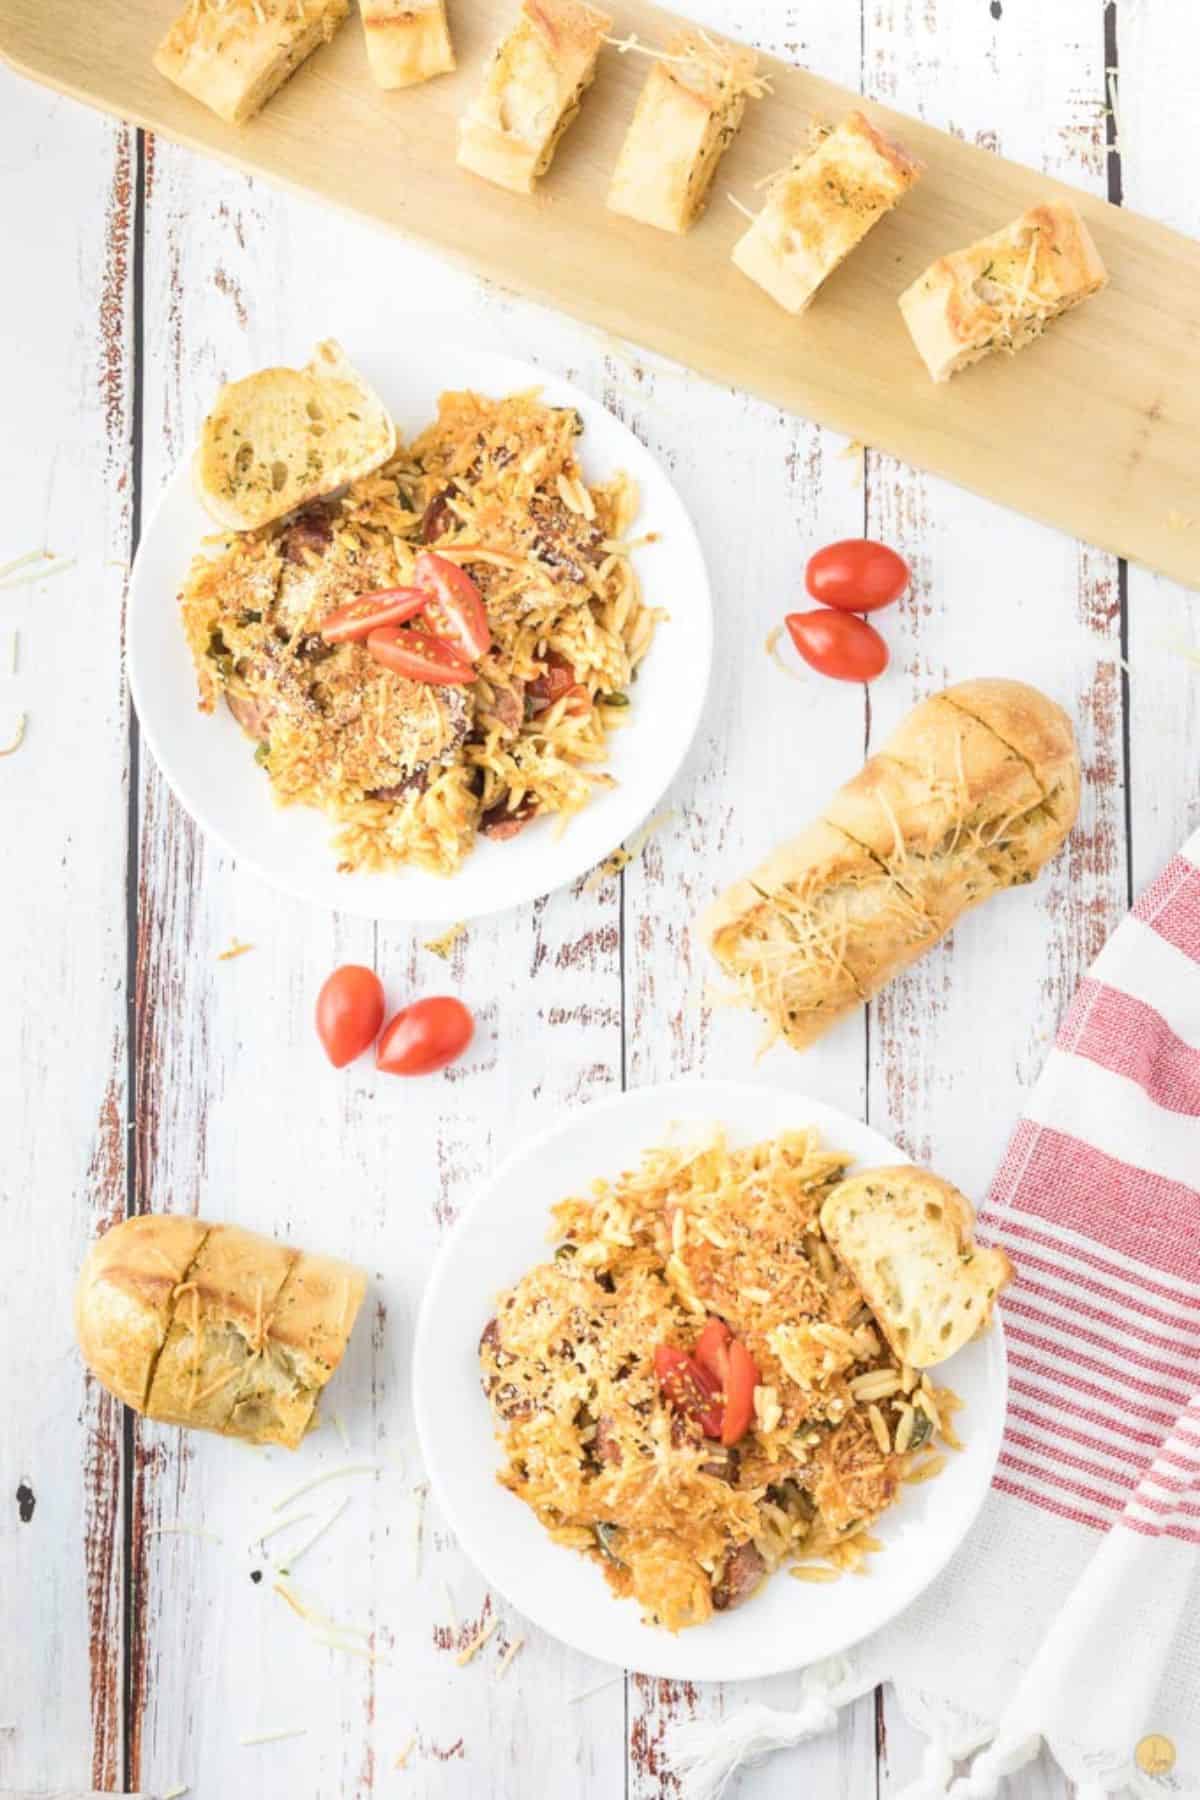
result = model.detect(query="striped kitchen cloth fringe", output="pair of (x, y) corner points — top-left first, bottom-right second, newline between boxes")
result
(667, 832), (1200, 1800)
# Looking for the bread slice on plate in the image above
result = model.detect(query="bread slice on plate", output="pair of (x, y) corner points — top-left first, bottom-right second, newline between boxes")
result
(820, 1166), (1012, 1367)
(899, 200), (1108, 381)
(457, 0), (612, 196)
(732, 110), (921, 314)
(607, 32), (762, 235)
(154, 0), (348, 127)
(361, 0), (456, 89)
(193, 339), (397, 532)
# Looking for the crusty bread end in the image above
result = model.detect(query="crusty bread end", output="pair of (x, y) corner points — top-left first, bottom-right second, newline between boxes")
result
(820, 1166), (1012, 1367)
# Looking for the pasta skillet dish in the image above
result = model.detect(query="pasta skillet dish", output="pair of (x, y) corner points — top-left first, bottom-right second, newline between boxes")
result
(479, 1129), (961, 1632)
(179, 388), (659, 875)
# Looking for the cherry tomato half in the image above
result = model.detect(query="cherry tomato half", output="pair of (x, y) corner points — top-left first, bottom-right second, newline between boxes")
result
(785, 610), (889, 684)
(367, 627), (477, 685)
(693, 1317), (762, 1447)
(805, 538), (909, 613)
(413, 552), (492, 663)
(653, 1343), (724, 1440)
(376, 996), (475, 1077)
(315, 964), (385, 1068)
(320, 587), (428, 644)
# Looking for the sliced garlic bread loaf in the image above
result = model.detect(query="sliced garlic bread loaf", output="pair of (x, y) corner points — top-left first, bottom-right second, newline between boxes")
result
(194, 339), (396, 532)
(820, 1166), (1012, 1366)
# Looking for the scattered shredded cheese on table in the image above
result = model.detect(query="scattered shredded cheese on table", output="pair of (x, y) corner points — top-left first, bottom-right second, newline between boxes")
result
(276, 1496), (351, 1573)
(253, 1510), (313, 1548)
(765, 625), (804, 682)
(455, 1615), (499, 1667)
(424, 922), (466, 959)
(1, 631), (17, 674)
(162, 1784), (189, 1799)
(145, 1523), (223, 1545)
(239, 1726), (308, 1746)
(395, 1733), (418, 1770)
(0, 714), (26, 757)
(329, 1409), (351, 1453)
(584, 810), (672, 890)
(0, 551), (76, 591)
(568, 1675), (624, 1705)
(495, 1635), (526, 1680)
(272, 1459), (392, 1512)
(217, 939), (254, 962)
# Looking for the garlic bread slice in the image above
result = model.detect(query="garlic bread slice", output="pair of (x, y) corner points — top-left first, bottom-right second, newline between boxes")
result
(820, 1166), (1012, 1367)
(193, 339), (396, 532)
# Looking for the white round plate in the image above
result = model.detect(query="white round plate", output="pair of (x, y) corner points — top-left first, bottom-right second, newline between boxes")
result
(413, 1079), (1007, 1682)
(127, 347), (712, 922)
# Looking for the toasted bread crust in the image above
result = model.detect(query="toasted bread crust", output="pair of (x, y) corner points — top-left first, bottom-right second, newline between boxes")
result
(702, 679), (1081, 1053)
(361, 0), (455, 89)
(732, 109), (921, 314)
(193, 339), (396, 532)
(820, 1166), (1013, 1366)
(607, 34), (760, 234)
(154, 0), (348, 126)
(457, 0), (611, 195)
(74, 1215), (366, 1448)
(899, 200), (1108, 381)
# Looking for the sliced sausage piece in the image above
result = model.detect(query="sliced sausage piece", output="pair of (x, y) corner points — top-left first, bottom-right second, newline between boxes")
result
(711, 1541), (767, 1612)
(700, 1446), (741, 1487)
(480, 798), (539, 841)
(368, 770), (428, 802)
(226, 688), (273, 740)
(484, 679), (525, 737)
(593, 1415), (623, 1467)
(279, 506), (334, 564)
(478, 1316), (533, 1421)
(421, 488), (458, 544)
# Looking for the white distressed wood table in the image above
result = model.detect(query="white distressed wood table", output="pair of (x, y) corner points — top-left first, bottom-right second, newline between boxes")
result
(1, 1), (1196, 1795)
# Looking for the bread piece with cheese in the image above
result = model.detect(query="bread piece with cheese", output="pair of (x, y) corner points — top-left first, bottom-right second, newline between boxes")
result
(75, 1215), (367, 1449)
(899, 201), (1108, 382)
(702, 679), (1080, 1054)
(193, 339), (396, 532)
(607, 32), (761, 235)
(154, 0), (348, 127)
(360, 0), (455, 89)
(820, 1168), (1012, 1367)
(457, 0), (612, 195)
(732, 110), (920, 314)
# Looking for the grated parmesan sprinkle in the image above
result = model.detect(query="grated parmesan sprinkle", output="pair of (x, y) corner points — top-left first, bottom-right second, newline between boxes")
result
(455, 1615), (499, 1667)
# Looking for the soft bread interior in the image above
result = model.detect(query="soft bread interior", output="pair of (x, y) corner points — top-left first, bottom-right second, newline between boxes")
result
(193, 339), (396, 533)
(820, 1167), (1012, 1366)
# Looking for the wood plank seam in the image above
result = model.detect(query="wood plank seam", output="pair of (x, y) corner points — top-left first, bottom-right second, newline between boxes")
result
(121, 122), (148, 1800)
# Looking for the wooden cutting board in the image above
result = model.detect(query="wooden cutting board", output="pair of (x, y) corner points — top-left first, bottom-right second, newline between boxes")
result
(3, 0), (1199, 589)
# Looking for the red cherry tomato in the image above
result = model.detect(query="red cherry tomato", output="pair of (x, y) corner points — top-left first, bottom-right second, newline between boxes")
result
(376, 996), (475, 1076)
(805, 538), (909, 613)
(413, 552), (492, 662)
(320, 587), (428, 644)
(693, 1317), (762, 1447)
(367, 627), (477, 685)
(653, 1344), (724, 1440)
(785, 610), (889, 684)
(315, 965), (385, 1068)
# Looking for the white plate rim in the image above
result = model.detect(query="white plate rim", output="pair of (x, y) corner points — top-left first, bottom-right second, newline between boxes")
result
(413, 1078), (1008, 1681)
(127, 344), (714, 923)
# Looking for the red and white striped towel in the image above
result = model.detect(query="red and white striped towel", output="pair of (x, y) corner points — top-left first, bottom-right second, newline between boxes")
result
(670, 837), (1200, 1799)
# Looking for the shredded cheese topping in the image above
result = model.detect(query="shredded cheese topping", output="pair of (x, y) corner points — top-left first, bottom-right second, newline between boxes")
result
(455, 1615), (499, 1666)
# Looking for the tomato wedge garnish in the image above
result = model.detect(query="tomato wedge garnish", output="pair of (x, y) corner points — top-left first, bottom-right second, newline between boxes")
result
(366, 627), (477, 685)
(320, 586), (429, 644)
(654, 1344), (724, 1440)
(413, 551), (491, 663)
(691, 1317), (762, 1447)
